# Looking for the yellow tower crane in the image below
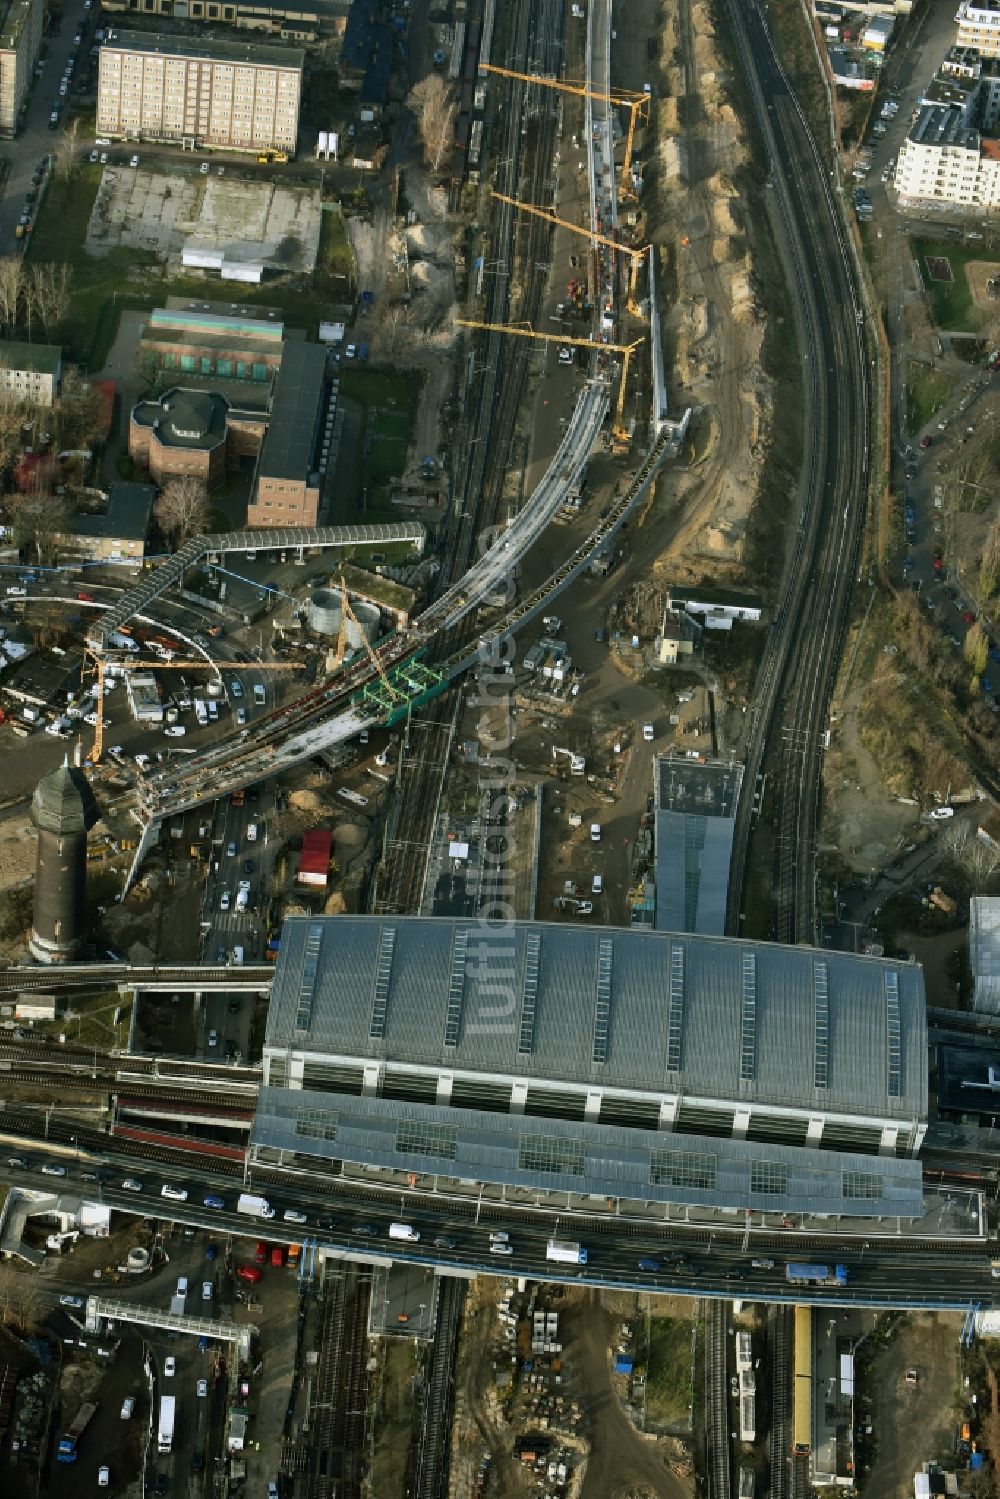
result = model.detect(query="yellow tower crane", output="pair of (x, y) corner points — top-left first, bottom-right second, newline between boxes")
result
(481, 63), (649, 200)
(83, 654), (305, 765)
(490, 190), (649, 316)
(456, 318), (644, 447)
(339, 583), (403, 700)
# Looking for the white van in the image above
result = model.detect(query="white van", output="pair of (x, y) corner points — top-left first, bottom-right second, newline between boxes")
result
(232, 945), (244, 965)
(246, 822), (258, 842)
(161, 1184), (188, 1202)
(388, 1222), (420, 1241)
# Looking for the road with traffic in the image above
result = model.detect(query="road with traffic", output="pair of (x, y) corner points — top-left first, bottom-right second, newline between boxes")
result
(0, 1148), (995, 1312)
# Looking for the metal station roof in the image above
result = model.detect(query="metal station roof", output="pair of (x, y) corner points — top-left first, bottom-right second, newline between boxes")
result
(654, 811), (734, 936)
(252, 1086), (926, 1218)
(266, 917), (928, 1122)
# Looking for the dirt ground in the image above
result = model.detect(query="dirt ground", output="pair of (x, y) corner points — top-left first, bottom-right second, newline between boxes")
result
(641, 0), (770, 579)
(822, 683), (922, 874)
(0, 805), (37, 894)
(965, 258), (1000, 312)
(450, 1280), (690, 1499)
(569, 1292), (689, 1499)
(369, 1338), (419, 1499)
(863, 1313), (962, 1499)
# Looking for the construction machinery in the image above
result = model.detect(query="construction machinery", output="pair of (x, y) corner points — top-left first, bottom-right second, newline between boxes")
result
(456, 318), (644, 448)
(481, 63), (649, 200)
(491, 190), (649, 315)
(552, 745), (586, 775)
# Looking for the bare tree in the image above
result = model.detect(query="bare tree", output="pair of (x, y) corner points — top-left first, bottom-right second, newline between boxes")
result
(7, 491), (72, 564)
(29, 263), (73, 341)
(944, 820), (1000, 885)
(408, 76), (458, 174)
(54, 118), (80, 184)
(154, 476), (210, 545)
(979, 513), (1000, 606)
(377, 299), (411, 356)
(0, 256), (24, 333)
(55, 366), (103, 450)
(965, 620), (989, 677)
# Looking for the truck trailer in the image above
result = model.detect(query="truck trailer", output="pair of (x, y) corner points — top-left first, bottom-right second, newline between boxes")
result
(545, 1239), (588, 1265)
(785, 1263), (848, 1287)
(158, 1394), (175, 1453)
(57, 1401), (98, 1462)
(237, 1192), (275, 1219)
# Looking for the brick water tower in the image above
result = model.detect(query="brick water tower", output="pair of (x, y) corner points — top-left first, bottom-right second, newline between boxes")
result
(29, 758), (99, 964)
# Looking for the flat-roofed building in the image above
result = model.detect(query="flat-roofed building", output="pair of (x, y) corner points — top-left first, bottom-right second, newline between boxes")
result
(247, 340), (327, 526)
(957, 0), (1000, 59)
(56, 481), (156, 566)
(250, 916), (930, 1222)
(0, 0), (42, 137)
(654, 754), (743, 936)
(895, 103), (1000, 209)
(665, 583), (763, 630)
(130, 387), (231, 488)
(138, 302), (284, 382)
(99, 0), (349, 44)
(0, 339), (61, 405)
(96, 30), (303, 155)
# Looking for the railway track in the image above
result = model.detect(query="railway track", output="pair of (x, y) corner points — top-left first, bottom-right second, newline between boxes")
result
(722, 0), (869, 945)
(412, 1278), (466, 1499)
(371, 0), (563, 915)
(767, 1305), (792, 1499)
(305, 1265), (372, 1499)
(704, 1299), (731, 1499)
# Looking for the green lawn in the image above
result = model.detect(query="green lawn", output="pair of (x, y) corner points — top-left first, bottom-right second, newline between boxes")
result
(906, 361), (953, 436)
(332, 367), (419, 523)
(913, 238), (986, 333)
(316, 204), (356, 292)
(645, 1315), (695, 1428)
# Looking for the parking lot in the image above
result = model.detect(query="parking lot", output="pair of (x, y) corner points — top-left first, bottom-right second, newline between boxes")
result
(28, 1217), (306, 1496)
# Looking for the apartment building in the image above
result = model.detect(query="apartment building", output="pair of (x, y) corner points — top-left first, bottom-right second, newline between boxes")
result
(895, 103), (1000, 208)
(0, 0), (42, 137)
(0, 340), (61, 405)
(99, 0), (348, 44)
(957, 0), (1000, 59)
(96, 30), (303, 154)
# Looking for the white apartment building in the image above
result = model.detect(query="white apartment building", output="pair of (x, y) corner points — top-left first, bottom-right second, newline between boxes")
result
(0, 339), (62, 405)
(97, 31), (303, 155)
(895, 103), (1000, 208)
(957, 0), (1000, 58)
(0, 0), (42, 137)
